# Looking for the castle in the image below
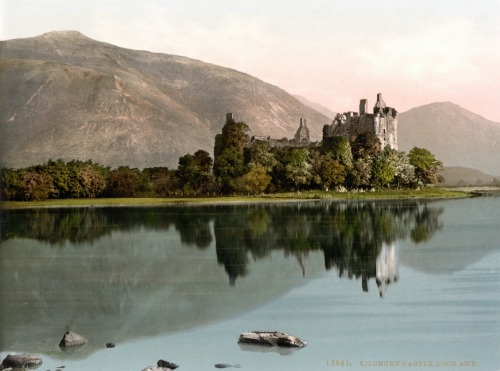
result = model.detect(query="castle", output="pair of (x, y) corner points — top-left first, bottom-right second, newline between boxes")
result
(323, 93), (398, 150)
(232, 92), (398, 150)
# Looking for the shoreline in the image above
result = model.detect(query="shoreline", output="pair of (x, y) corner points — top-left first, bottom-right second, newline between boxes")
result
(1, 187), (493, 210)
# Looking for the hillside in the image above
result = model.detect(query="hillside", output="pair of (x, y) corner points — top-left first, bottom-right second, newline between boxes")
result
(0, 31), (329, 169)
(438, 167), (496, 186)
(294, 95), (336, 120)
(398, 102), (500, 175)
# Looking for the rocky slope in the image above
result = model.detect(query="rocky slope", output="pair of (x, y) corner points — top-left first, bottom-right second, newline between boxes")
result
(0, 31), (329, 168)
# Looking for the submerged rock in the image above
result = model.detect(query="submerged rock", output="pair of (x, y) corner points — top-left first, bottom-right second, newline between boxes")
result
(59, 331), (88, 348)
(238, 331), (307, 348)
(1, 354), (42, 369)
(141, 367), (173, 371)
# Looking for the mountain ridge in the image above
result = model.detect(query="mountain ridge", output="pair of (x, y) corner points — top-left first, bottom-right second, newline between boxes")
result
(0, 31), (329, 168)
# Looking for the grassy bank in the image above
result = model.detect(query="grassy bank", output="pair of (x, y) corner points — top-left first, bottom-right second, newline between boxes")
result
(0, 187), (474, 209)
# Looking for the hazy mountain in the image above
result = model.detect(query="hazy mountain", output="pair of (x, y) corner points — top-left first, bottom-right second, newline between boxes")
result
(398, 102), (500, 175)
(0, 31), (329, 169)
(438, 166), (496, 187)
(294, 94), (336, 120)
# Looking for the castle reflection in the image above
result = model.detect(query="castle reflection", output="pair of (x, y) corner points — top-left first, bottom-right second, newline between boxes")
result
(2, 200), (442, 297)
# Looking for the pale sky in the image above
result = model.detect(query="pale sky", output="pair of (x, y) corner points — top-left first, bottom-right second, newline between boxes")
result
(1, 0), (499, 122)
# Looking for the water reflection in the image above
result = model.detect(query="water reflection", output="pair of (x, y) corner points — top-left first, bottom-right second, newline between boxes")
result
(0, 201), (444, 356)
(1, 201), (443, 292)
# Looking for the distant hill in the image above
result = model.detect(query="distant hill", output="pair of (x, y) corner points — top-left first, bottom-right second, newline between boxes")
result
(294, 95), (336, 120)
(398, 102), (500, 175)
(0, 31), (329, 169)
(438, 166), (496, 187)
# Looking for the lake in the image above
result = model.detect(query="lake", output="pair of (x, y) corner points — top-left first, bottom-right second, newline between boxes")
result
(1, 197), (499, 371)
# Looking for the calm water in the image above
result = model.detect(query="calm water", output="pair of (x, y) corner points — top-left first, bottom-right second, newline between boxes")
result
(1, 197), (499, 371)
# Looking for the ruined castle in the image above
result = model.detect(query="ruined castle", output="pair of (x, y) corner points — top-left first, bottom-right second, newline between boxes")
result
(231, 92), (398, 150)
(323, 93), (398, 150)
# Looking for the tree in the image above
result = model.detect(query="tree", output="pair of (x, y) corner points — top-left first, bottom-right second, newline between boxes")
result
(44, 159), (73, 198)
(352, 132), (381, 160)
(143, 167), (179, 197)
(213, 117), (250, 194)
(348, 158), (372, 189)
(322, 136), (353, 168)
(320, 158), (346, 191)
(79, 161), (109, 198)
(408, 147), (443, 186)
(106, 166), (147, 197)
(177, 150), (214, 195)
(390, 151), (416, 188)
(214, 148), (246, 193)
(17, 167), (55, 201)
(372, 149), (396, 188)
(283, 148), (312, 191)
(1, 167), (21, 201)
(244, 141), (277, 172)
(233, 165), (272, 195)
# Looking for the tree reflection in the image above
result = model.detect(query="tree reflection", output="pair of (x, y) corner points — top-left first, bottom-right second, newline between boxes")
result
(1, 201), (443, 294)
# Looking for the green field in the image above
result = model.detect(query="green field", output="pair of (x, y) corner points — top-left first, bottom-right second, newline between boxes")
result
(0, 187), (474, 209)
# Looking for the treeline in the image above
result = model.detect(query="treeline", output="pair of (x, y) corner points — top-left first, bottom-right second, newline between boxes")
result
(0, 117), (442, 201)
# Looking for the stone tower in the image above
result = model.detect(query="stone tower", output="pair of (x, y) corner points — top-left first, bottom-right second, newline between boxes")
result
(322, 93), (398, 150)
(359, 99), (368, 115)
(294, 118), (310, 144)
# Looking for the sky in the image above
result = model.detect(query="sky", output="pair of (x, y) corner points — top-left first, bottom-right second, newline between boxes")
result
(1, 0), (499, 122)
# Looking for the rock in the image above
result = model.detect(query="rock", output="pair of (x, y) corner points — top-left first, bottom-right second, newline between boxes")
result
(106, 342), (116, 348)
(157, 360), (178, 369)
(59, 331), (88, 348)
(141, 367), (172, 371)
(237, 331), (307, 348)
(1, 354), (43, 369)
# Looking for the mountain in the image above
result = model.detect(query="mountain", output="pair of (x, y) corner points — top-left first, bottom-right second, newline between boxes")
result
(438, 166), (496, 187)
(0, 31), (329, 169)
(294, 95), (336, 120)
(398, 102), (500, 175)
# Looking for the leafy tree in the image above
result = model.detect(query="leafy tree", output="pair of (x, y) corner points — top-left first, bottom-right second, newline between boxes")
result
(1, 168), (21, 201)
(408, 147), (443, 186)
(322, 136), (353, 168)
(143, 167), (179, 197)
(214, 148), (246, 193)
(106, 166), (148, 197)
(213, 117), (250, 194)
(233, 165), (272, 195)
(44, 159), (73, 198)
(221, 119), (250, 152)
(17, 167), (55, 201)
(352, 132), (381, 160)
(372, 149), (396, 188)
(320, 158), (347, 191)
(177, 150), (214, 196)
(283, 148), (312, 191)
(79, 161), (109, 198)
(390, 151), (416, 188)
(244, 141), (277, 172)
(348, 158), (373, 189)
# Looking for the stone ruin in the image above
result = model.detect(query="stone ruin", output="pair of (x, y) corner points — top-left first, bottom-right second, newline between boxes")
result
(249, 117), (311, 148)
(323, 93), (398, 150)
(227, 92), (397, 151)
